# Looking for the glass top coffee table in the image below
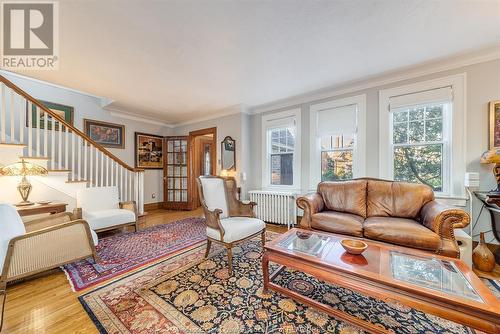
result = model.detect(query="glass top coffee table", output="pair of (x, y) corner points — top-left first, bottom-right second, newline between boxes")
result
(263, 228), (500, 333)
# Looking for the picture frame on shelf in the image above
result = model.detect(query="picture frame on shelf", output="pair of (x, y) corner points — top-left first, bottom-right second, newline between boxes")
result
(84, 119), (125, 149)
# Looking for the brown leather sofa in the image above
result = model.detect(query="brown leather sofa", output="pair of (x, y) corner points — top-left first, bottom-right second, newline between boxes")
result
(296, 178), (470, 258)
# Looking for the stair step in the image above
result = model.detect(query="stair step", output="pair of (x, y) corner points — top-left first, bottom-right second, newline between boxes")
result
(0, 142), (27, 147)
(65, 180), (89, 184)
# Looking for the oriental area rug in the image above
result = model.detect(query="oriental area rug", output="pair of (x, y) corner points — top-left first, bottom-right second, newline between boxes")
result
(63, 217), (206, 291)
(79, 233), (490, 334)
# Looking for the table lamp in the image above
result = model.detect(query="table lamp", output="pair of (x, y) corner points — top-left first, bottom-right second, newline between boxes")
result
(480, 149), (500, 195)
(0, 158), (48, 206)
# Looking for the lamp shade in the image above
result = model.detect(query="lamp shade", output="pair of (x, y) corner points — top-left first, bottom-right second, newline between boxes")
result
(0, 159), (48, 177)
(480, 149), (500, 164)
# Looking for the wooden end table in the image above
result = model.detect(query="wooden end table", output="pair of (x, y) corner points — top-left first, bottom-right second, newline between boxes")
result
(16, 202), (67, 217)
(262, 228), (500, 334)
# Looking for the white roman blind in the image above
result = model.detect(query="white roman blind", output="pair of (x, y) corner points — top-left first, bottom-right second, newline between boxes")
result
(389, 86), (452, 110)
(317, 104), (357, 136)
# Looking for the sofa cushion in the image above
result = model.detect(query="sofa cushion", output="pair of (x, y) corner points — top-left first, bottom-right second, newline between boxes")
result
(363, 217), (440, 251)
(311, 211), (364, 237)
(84, 209), (136, 231)
(317, 180), (367, 218)
(77, 186), (120, 212)
(367, 180), (434, 218)
(206, 217), (265, 243)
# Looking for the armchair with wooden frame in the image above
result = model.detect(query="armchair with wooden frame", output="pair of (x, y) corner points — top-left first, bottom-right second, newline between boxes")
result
(0, 203), (98, 331)
(197, 176), (266, 275)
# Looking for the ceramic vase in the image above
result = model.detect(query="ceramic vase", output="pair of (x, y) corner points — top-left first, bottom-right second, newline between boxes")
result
(472, 232), (496, 272)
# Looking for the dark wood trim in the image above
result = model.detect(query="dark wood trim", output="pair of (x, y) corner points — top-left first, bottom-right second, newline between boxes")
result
(188, 127), (217, 210)
(0, 74), (143, 172)
(144, 202), (162, 211)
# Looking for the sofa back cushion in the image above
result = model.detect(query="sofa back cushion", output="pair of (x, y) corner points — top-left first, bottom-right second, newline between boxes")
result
(317, 180), (367, 218)
(77, 186), (120, 213)
(367, 179), (434, 218)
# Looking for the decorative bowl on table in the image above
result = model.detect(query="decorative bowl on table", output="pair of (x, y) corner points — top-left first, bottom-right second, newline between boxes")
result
(340, 239), (368, 255)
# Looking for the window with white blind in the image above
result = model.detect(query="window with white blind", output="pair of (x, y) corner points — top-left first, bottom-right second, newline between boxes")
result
(309, 95), (366, 189)
(379, 74), (466, 197)
(262, 108), (301, 189)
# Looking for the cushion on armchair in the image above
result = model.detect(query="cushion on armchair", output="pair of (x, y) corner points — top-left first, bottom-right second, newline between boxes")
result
(0, 204), (26, 270)
(199, 178), (229, 218)
(206, 217), (265, 243)
(84, 209), (136, 231)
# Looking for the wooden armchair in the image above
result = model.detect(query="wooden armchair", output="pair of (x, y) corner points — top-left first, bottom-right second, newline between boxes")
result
(75, 186), (138, 233)
(0, 204), (97, 331)
(196, 176), (266, 275)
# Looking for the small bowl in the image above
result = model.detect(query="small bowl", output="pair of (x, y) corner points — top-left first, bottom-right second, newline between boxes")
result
(340, 239), (368, 255)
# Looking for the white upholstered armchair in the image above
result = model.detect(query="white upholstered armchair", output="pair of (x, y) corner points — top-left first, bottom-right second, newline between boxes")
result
(0, 203), (98, 331)
(196, 176), (266, 275)
(75, 186), (138, 233)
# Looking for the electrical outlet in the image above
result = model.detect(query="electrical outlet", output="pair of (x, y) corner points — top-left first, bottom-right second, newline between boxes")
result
(152, 193), (156, 199)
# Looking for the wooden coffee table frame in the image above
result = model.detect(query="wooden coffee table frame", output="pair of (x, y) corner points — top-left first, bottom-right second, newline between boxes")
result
(262, 229), (500, 334)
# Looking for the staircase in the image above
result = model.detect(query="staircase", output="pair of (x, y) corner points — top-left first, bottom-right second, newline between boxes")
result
(0, 75), (145, 214)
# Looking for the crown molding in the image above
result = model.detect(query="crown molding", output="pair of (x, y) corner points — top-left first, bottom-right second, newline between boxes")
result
(248, 44), (500, 114)
(172, 104), (248, 127)
(107, 108), (175, 128)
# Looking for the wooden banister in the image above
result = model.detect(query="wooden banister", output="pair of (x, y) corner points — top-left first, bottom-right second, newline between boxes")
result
(0, 74), (144, 172)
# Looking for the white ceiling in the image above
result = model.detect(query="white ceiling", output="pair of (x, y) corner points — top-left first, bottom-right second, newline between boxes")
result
(12, 0), (500, 123)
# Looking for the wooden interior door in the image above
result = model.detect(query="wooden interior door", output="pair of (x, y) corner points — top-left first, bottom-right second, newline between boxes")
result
(192, 136), (215, 207)
(163, 136), (190, 210)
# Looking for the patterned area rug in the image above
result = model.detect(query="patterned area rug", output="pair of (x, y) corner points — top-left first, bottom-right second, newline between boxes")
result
(63, 217), (206, 291)
(80, 233), (488, 334)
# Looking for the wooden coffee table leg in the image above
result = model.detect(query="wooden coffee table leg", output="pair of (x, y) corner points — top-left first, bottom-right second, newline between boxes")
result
(262, 251), (269, 293)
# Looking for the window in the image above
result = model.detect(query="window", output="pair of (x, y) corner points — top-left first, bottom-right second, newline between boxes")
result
(269, 127), (295, 185)
(309, 94), (366, 189)
(321, 134), (354, 181)
(391, 103), (449, 192)
(262, 108), (301, 189)
(379, 74), (466, 198)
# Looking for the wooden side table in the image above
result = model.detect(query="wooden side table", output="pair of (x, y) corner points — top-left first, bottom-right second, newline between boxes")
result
(16, 202), (68, 217)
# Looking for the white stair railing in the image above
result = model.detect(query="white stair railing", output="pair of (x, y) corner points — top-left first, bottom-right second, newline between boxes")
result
(0, 76), (145, 214)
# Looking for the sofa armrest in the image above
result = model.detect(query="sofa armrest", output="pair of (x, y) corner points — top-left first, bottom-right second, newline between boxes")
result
(420, 200), (470, 257)
(296, 193), (324, 229)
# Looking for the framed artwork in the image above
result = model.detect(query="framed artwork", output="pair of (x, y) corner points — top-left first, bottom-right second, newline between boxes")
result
(84, 119), (125, 149)
(135, 132), (164, 169)
(489, 101), (500, 149)
(27, 100), (74, 131)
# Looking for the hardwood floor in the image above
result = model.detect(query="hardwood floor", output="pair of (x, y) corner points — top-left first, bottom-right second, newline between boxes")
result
(2, 208), (286, 334)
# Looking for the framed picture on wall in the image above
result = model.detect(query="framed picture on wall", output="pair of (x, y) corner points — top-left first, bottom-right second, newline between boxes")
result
(26, 100), (74, 131)
(84, 119), (125, 149)
(489, 101), (500, 149)
(135, 132), (164, 169)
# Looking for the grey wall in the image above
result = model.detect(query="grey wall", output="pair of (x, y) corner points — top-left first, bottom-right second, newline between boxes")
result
(248, 58), (500, 243)
(2, 73), (172, 204)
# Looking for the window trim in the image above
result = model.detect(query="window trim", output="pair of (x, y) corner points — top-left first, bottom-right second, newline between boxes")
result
(379, 73), (466, 198)
(309, 94), (366, 191)
(261, 108), (301, 190)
